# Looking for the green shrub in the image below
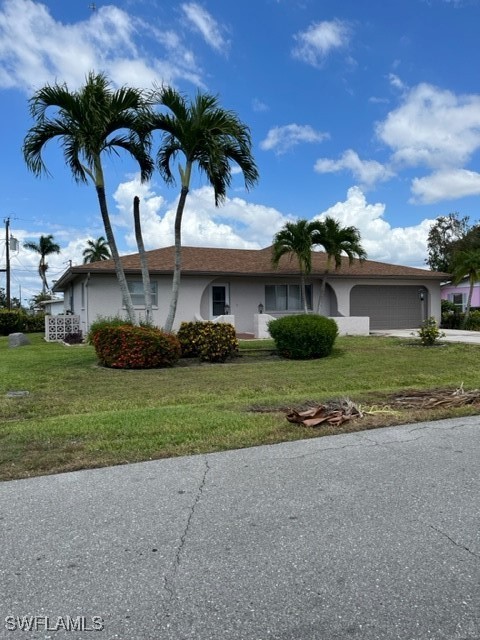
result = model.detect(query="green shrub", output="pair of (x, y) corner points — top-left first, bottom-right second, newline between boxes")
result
(416, 316), (445, 346)
(87, 315), (132, 343)
(90, 324), (181, 369)
(268, 314), (338, 359)
(177, 321), (239, 362)
(465, 310), (480, 331)
(440, 299), (463, 329)
(0, 309), (26, 336)
(23, 313), (46, 333)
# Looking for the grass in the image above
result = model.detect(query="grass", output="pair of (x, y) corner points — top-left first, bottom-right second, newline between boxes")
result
(1, 333), (480, 481)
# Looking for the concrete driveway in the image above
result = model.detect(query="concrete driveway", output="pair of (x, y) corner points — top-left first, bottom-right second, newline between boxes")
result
(1, 416), (480, 640)
(371, 328), (480, 344)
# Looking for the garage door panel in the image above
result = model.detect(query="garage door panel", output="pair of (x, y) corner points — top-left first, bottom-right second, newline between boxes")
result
(350, 285), (426, 330)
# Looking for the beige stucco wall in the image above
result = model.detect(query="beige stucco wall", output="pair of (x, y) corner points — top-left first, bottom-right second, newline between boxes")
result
(68, 273), (443, 336)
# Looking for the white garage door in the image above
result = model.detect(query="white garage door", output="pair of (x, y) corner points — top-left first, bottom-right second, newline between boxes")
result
(350, 285), (427, 330)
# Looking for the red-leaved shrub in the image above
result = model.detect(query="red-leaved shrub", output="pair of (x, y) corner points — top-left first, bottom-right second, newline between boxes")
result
(90, 324), (181, 369)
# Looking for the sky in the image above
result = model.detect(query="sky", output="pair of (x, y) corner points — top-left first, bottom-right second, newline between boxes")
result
(1, 0), (480, 303)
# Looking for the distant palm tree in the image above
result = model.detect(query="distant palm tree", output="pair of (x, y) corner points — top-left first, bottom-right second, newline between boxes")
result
(23, 234), (61, 293)
(315, 216), (367, 312)
(22, 71), (154, 324)
(451, 248), (480, 327)
(148, 87), (259, 331)
(272, 219), (323, 313)
(82, 236), (111, 264)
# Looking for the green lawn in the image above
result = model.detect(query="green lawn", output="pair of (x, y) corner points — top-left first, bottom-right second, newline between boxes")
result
(1, 333), (479, 480)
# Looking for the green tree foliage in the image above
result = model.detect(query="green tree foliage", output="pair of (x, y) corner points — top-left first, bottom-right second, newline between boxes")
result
(23, 234), (61, 293)
(148, 88), (259, 332)
(23, 72), (155, 324)
(425, 212), (470, 272)
(451, 248), (480, 327)
(315, 216), (366, 311)
(271, 219), (324, 313)
(82, 236), (111, 264)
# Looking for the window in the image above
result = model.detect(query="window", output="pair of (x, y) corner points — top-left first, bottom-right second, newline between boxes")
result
(127, 281), (158, 306)
(448, 292), (466, 312)
(265, 284), (312, 311)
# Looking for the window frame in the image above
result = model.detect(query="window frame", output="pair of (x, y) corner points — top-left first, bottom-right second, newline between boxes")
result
(265, 283), (312, 312)
(127, 280), (158, 307)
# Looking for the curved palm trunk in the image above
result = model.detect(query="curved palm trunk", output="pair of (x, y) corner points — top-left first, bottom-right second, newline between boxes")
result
(95, 183), (137, 325)
(39, 261), (48, 294)
(133, 196), (153, 324)
(164, 185), (189, 332)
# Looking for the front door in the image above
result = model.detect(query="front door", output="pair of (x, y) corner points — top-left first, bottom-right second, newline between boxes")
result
(212, 285), (227, 317)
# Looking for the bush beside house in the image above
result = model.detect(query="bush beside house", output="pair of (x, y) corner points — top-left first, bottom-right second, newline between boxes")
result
(268, 314), (338, 359)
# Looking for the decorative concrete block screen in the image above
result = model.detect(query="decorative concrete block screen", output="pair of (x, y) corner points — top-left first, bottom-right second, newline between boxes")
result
(45, 315), (80, 342)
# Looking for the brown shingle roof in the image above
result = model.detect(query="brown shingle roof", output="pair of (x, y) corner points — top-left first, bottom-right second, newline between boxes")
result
(54, 245), (449, 290)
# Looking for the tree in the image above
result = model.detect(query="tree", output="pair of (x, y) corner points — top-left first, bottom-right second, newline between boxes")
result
(149, 88), (259, 332)
(271, 219), (323, 313)
(133, 196), (153, 323)
(315, 216), (366, 312)
(451, 249), (480, 327)
(22, 71), (154, 324)
(426, 213), (470, 272)
(23, 234), (61, 293)
(82, 236), (111, 264)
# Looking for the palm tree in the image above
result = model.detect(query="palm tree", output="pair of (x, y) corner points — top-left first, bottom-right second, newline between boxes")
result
(148, 87), (259, 332)
(451, 248), (480, 328)
(272, 219), (323, 313)
(23, 234), (61, 293)
(82, 236), (111, 264)
(315, 216), (367, 312)
(22, 71), (154, 324)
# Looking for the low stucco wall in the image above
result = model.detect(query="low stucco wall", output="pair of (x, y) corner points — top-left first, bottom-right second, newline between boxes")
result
(254, 314), (370, 339)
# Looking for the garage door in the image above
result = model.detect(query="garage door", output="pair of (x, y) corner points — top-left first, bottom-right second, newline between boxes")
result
(350, 285), (427, 330)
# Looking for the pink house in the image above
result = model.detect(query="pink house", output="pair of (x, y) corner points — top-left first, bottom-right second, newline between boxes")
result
(441, 277), (480, 311)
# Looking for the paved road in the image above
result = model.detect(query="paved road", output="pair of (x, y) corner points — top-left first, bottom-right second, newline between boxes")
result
(1, 417), (480, 640)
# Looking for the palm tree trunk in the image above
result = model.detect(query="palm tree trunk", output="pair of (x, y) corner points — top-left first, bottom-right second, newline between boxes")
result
(133, 196), (153, 324)
(301, 272), (308, 313)
(164, 185), (189, 332)
(95, 184), (137, 325)
(463, 279), (474, 329)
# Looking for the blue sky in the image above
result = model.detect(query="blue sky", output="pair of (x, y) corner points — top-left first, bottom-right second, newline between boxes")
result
(1, 0), (480, 302)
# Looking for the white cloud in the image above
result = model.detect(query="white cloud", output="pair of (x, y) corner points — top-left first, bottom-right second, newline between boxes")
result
(314, 149), (394, 188)
(111, 176), (291, 251)
(388, 73), (406, 91)
(376, 82), (480, 170)
(0, 0), (203, 92)
(252, 98), (269, 112)
(181, 2), (228, 53)
(313, 186), (433, 267)
(292, 19), (351, 67)
(260, 124), (329, 155)
(411, 169), (480, 204)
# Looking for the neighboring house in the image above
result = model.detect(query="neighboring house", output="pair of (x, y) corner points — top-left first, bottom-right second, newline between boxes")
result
(37, 297), (65, 315)
(441, 277), (480, 312)
(52, 245), (448, 336)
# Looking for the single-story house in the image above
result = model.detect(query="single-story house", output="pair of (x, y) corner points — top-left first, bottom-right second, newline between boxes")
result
(52, 245), (448, 337)
(441, 277), (480, 312)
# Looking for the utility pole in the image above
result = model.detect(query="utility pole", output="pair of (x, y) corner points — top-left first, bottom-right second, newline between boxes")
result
(0, 217), (10, 309)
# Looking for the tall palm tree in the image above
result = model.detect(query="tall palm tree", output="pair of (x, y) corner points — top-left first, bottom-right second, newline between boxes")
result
(451, 248), (480, 328)
(82, 236), (111, 264)
(22, 71), (154, 324)
(315, 216), (367, 312)
(272, 219), (323, 313)
(23, 234), (61, 293)
(148, 87), (259, 332)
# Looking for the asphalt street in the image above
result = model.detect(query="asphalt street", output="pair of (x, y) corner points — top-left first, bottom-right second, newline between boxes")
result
(1, 416), (480, 640)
